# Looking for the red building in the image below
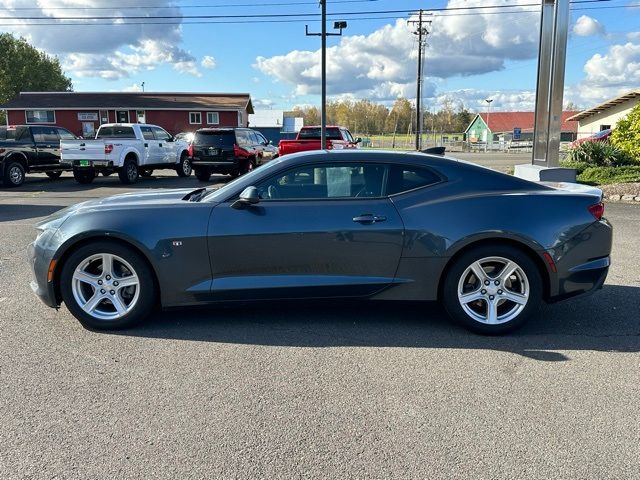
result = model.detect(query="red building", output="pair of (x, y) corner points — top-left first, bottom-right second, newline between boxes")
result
(1, 91), (254, 138)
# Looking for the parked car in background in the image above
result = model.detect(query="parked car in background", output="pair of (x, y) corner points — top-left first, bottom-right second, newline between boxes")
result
(189, 127), (268, 181)
(28, 150), (611, 334)
(0, 125), (77, 187)
(60, 123), (191, 185)
(570, 128), (612, 148)
(174, 131), (195, 144)
(254, 130), (279, 165)
(278, 126), (361, 157)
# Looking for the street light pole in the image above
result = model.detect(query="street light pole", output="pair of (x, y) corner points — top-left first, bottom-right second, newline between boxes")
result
(485, 98), (493, 152)
(306, 3), (346, 150)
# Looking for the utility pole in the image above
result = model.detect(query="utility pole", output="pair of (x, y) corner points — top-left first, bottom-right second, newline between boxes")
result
(141, 81), (145, 92)
(408, 10), (431, 151)
(484, 98), (493, 152)
(306, 2), (346, 149)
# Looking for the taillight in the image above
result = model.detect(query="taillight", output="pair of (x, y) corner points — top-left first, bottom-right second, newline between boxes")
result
(0, 148), (5, 154)
(104, 144), (113, 154)
(234, 143), (248, 157)
(588, 202), (604, 220)
(187, 144), (193, 157)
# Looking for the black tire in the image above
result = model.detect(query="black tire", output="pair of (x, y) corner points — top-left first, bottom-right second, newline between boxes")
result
(228, 169), (240, 178)
(442, 245), (542, 335)
(140, 169), (154, 177)
(2, 160), (26, 187)
(176, 153), (192, 177)
(195, 168), (211, 182)
(46, 170), (63, 179)
(102, 170), (114, 177)
(118, 158), (139, 184)
(59, 241), (156, 330)
(239, 157), (256, 175)
(73, 168), (96, 184)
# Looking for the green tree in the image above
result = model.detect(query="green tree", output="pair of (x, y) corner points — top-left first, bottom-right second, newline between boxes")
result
(385, 98), (413, 135)
(610, 103), (640, 161)
(0, 33), (73, 123)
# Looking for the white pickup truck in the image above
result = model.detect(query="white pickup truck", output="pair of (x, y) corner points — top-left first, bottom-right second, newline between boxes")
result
(61, 123), (192, 184)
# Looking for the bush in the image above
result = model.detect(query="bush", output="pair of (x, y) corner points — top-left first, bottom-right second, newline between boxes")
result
(566, 141), (635, 167)
(576, 166), (640, 185)
(611, 103), (640, 160)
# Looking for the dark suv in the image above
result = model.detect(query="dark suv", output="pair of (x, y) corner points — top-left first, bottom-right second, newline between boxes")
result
(189, 128), (270, 181)
(0, 125), (77, 187)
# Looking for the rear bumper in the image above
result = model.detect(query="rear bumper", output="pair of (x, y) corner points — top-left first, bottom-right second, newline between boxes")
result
(191, 157), (240, 170)
(69, 160), (113, 169)
(547, 219), (613, 302)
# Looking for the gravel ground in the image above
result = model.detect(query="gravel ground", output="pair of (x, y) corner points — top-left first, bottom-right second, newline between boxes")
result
(602, 182), (640, 198)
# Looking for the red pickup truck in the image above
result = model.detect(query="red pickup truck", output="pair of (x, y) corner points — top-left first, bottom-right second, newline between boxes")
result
(278, 126), (361, 156)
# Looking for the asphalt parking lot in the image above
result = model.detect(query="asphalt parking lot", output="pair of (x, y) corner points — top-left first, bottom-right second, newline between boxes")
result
(1, 166), (639, 479)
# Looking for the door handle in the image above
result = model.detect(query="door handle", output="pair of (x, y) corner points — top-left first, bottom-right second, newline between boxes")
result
(352, 214), (387, 224)
(159, 143), (163, 147)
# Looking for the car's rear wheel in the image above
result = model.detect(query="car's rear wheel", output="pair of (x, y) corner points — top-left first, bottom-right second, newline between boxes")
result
(195, 168), (211, 182)
(73, 168), (95, 184)
(140, 169), (153, 177)
(239, 157), (256, 175)
(3, 161), (25, 187)
(118, 158), (139, 184)
(177, 153), (192, 177)
(46, 170), (63, 179)
(442, 245), (542, 334)
(60, 241), (156, 330)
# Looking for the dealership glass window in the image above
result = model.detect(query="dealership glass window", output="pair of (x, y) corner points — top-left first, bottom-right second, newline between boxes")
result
(600, 125), (611, 131)
(189, 112), (202, 124)
(25, 110), (55, 124)
(206, 112), (219, 125)
(100, 110), (109, 124)
(136, 110), (146, 123)
(255, 163), (386, 200)
(237, 111), (243, 127)
(116, 110), (129, 123)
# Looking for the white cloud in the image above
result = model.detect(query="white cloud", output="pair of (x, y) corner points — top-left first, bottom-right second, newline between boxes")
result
(201, 56), (217, 69)
(573, 15), (605, 37)
(0, 0), (200, 80)
(254, 0), (540, 101)
(122, 83), (143, 92)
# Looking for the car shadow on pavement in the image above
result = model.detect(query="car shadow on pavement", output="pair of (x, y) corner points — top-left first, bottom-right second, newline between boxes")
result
(0, 204), (68, 222)
(113, 284), (640, 361)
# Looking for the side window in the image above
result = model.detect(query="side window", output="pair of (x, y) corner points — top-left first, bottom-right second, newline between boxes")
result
(248, 131), (260, 145)
(235, 130), (250, 147)
(56, 128), (76, 140)
(342, 129), (355, 143)
(255, 133), (267, 145)
(151, 126), (171, 141)
(31, 126), (58, 143)
(255, 163), (386, 200)
(140, 126), (155, 141)
(386, 165), (441, 195)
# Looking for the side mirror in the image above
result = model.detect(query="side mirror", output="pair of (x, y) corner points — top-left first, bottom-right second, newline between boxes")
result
(231, 186), (260, 209)
(355, 137), (362, 144)
(268, 140), (273, 145)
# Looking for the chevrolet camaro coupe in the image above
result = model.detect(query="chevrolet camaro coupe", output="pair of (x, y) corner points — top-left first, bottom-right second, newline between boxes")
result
(28, 150), (612, 334)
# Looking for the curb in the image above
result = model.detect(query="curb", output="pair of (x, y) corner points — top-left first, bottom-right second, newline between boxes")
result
(606, 194), (640, 202)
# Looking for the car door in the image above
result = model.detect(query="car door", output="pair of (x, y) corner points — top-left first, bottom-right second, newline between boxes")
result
(139, 126), (159, 164)
(31, 126), (60, 167)
(151, 126), (176, 164)
(206, 161), (404, 300)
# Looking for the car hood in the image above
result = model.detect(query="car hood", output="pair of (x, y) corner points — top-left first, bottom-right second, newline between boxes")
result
(36, 189), (196, 230)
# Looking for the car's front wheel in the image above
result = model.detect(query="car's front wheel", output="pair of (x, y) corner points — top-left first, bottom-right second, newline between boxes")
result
(442, 245), (542, 334)
(59, 241), (156, 330)
(177, 153), (192, 177)
(3, 160), (26, 187)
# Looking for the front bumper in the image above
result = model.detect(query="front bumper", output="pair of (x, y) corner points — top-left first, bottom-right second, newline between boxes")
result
(27, 231), (61, 308)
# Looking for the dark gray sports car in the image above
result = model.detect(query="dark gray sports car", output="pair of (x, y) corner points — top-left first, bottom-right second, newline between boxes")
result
(28, 150), (612, 334)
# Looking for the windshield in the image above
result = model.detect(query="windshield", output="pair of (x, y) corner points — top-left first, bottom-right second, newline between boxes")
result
(202, 156), (286, 202)
(298, 127), (342, 140)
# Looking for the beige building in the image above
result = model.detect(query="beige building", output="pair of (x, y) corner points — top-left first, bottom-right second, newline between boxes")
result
(567, 90), (640, 139)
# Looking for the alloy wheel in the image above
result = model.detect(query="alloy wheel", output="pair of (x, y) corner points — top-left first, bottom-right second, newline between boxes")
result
(457, 256), (529, 325)
(71, 253), (140, 321)
(9, 165), (23, 185)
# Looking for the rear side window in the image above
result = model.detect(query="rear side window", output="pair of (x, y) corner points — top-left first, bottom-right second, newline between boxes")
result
(194, 130), (236, 148)
(31, 126), (59, 143)
(56, 128), (76, 140)
(96, 126), (135, 139)
(140, 126), (155, 141)
(386, 165), (441, 195)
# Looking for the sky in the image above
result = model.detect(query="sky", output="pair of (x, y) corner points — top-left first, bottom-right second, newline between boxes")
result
(0, 0), (638, 113)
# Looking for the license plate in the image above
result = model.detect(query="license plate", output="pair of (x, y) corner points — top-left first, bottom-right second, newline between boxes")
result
(208, 148), (219, 155)
(79, 160), (89, 166)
